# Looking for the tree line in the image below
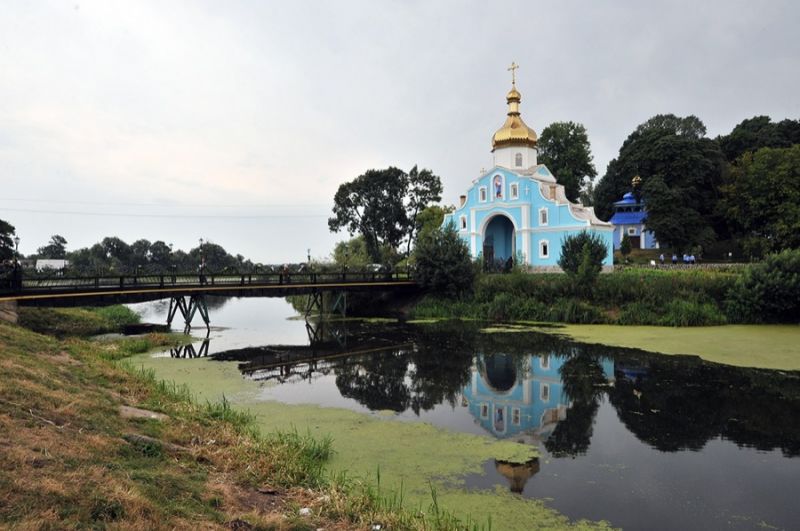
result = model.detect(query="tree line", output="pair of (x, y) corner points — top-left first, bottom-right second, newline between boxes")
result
(0, 231), (257, 276)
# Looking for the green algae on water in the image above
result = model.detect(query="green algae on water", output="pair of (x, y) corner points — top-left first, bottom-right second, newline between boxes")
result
(538, 324), (800, 371)
(131, 350), (611, 530)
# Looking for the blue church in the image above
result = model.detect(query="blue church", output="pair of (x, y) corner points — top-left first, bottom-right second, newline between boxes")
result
(443, 65), (614, 270)
(608, 176), (659, 250)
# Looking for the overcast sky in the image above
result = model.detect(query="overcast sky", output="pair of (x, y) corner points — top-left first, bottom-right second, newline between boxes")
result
(2, 1), (798, 263)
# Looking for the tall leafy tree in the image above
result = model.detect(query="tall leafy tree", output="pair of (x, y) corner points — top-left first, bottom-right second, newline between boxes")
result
(328, 166), (441, 263)
(129, 239), (151, 268)
(593, 114), (726, 250)
(404, 165), (442, 256)
(538, 121), (597, 202)
(718, 145), (800, 257)
(37, 234), (68, 259)
(717, 116), (800, 162)
(149, 241), (173, 268)
(0, 219), (17, 262)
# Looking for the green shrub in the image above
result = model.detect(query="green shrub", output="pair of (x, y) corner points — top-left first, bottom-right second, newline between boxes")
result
(726, 249), (800, 323)
(92, 306), (140, 328)
(658, 300), (727, 326)
(414, 225), (475, 297)
(558, 232), (608, 295)
(617, 301), (662, 325)
(547, 298), (604, 324)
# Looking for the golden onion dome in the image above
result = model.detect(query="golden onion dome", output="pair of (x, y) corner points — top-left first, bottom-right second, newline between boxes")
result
(491, 84), (538, 152)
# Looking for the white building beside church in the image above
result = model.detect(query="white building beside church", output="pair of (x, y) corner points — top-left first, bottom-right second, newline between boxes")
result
(443, 67), (613, 270)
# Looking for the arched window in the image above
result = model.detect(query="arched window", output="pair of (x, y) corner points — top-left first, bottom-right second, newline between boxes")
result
(460, 216), (467, 230)
(539, 239), (549, 258)
(515, 153), (523, 167)
(539, 208), (548, 226)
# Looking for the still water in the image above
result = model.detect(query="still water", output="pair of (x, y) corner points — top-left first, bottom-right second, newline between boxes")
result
(132, 297), (800, 530)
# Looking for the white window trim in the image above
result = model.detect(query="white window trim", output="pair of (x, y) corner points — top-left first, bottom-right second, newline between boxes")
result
(479, 187), (488, 203)
(539, 239), (550, 259)
(540, 383), (550, 402)
(540, 354), (550, 370)
(539, 207), (549, 226)
(492, 174), (504, 201)
(510, 183), (519, 200)
(515, 153), (523, 167)
(627, 227), (637, 236)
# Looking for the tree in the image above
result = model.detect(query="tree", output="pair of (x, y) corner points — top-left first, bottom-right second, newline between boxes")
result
(726, 249), (800, 323)
(592, 114), (726, 249)
(37, 234), (68, 259)
(538, 121), (597, 202)
(558, 231), (608, 294)
(642, 176), (715, 252)
(717, 116), (800, 162)
(404, 165), (443, 256)
(414, 205), (454, 247)
(328, 166), (441, 263)
(718, 145), (800, 257)
(0, 219), (17, 262)
(332, 236), (372, 268)
(149, 241), (173, 269)
(414, 224), (475, 297)
(619, 234), (632, 259)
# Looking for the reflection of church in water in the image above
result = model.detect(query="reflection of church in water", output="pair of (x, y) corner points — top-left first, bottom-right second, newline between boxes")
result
(464, 353), (614, 443)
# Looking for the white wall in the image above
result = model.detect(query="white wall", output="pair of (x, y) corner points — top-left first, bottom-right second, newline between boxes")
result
(493, 145), (538, 170)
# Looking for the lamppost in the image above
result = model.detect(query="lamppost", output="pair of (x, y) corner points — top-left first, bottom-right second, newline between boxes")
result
(198, 238), (206, 284)
(13, 236), (20, 269)
(12, 236), (20, 290)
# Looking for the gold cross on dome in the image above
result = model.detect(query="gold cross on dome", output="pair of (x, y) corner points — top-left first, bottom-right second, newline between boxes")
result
(508, 62), (519, 85)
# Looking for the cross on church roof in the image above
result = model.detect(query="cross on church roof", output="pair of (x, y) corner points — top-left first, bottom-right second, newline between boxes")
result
(508, 61), (519, 85)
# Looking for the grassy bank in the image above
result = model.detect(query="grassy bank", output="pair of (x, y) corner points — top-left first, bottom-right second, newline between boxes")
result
(0, 311), (609, 529)
(411, 269), (739, 326)
(17, 305), (141, 336)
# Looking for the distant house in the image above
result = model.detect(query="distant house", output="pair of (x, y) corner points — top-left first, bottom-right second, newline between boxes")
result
(609, 186), (658, 250)
(35, 259), (69, 272)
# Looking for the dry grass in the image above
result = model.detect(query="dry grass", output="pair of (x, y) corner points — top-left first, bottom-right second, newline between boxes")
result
(0, 317), (486, 531)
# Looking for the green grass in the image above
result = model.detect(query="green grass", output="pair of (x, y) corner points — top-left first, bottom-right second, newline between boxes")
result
(411, 269), (740, 326)
(17, 304), (141, 337)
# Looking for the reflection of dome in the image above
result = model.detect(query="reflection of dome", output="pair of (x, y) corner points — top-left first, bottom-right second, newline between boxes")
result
(495, 459), (540, 493)
(491, 85), (538, 152)
(482, 354), (517, 392)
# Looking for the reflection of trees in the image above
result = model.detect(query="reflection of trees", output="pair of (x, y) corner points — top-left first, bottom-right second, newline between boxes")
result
(609, 352), (800, 456)
(334, 322), (474, 414)
(545, 349), (610, 457)
(335, 350), (412, 411)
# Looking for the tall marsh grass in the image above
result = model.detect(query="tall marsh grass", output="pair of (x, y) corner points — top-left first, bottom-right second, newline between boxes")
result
(411, 268), (739, 326)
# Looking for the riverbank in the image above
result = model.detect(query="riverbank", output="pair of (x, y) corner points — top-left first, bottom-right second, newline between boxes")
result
(411, 269), (741, 326)
(0, 310), (612, 529)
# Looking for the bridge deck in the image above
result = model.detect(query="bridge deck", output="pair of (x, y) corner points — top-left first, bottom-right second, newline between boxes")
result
(0, 272), (419, 306)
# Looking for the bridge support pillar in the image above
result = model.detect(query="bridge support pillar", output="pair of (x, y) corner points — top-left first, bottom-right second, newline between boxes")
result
(167, 295), (210, 334)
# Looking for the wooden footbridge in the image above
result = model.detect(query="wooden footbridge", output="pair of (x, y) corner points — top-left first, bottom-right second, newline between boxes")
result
(0, 270), (419, 331)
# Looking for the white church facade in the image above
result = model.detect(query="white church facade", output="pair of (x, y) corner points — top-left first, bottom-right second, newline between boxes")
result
(443, 66), (613, 270)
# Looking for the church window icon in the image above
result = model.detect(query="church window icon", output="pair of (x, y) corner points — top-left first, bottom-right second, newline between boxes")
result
(494, 175), (503, 199)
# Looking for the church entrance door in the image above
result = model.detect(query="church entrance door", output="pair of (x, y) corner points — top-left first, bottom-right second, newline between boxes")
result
(483, 215), (515, 270)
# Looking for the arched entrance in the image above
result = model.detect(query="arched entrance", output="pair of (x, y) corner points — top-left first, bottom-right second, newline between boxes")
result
(482, 215), (515, 269)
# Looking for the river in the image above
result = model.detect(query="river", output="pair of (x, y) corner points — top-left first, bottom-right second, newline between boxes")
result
(129, 296), (800, 530)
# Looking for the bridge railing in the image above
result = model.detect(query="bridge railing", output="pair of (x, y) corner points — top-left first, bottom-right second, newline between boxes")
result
(0, 269), (414, 296)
